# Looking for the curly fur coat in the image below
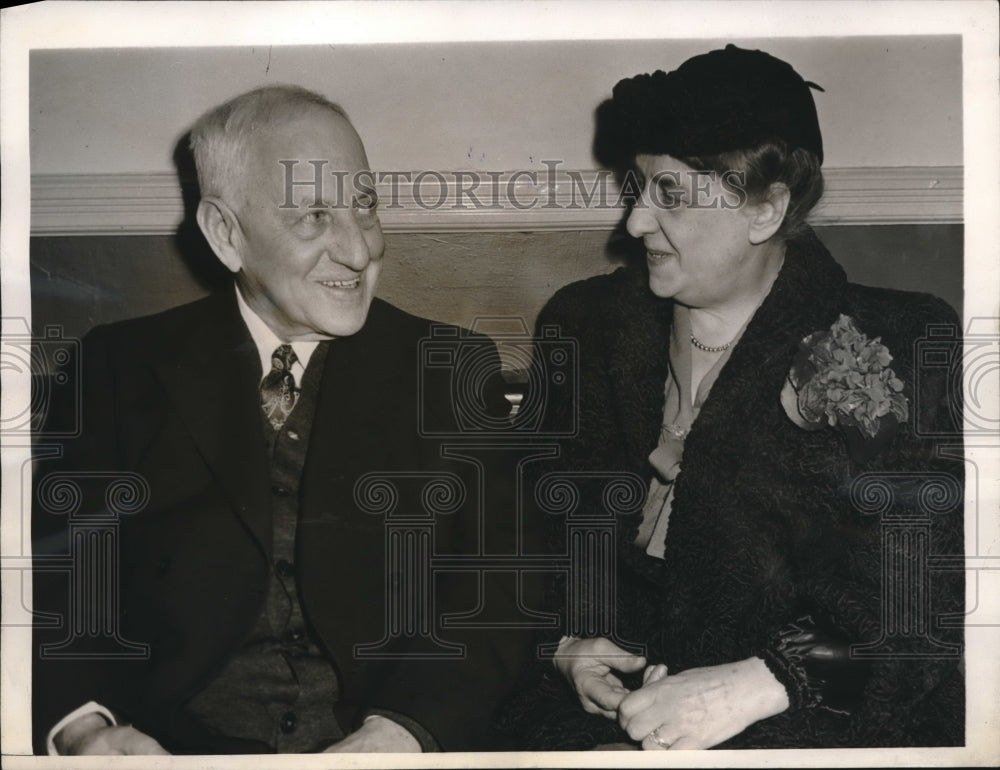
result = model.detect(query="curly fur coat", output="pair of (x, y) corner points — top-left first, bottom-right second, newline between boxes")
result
(497, 228), (964, 749)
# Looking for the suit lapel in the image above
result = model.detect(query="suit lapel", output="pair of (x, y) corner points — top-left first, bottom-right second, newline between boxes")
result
(152, 291), (273, 558)
(298, 302), (414, 679)
(308, 300), (407, 480)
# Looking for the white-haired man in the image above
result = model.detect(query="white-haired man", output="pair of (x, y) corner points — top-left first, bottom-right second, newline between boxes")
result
(33, 85), (526, 755)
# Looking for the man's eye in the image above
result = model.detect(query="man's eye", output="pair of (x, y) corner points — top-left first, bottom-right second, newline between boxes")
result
(353, 191), (378, 211)
(301, 210), (328, 225)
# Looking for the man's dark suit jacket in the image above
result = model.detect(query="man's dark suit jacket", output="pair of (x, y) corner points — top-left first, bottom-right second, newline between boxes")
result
(33, 289), (529, 753)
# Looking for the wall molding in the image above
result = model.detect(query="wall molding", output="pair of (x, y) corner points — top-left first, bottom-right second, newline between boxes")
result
(31, 166), (962, 237)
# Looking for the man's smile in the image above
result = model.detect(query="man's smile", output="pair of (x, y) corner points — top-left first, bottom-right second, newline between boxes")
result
(317, 278), (361, 289)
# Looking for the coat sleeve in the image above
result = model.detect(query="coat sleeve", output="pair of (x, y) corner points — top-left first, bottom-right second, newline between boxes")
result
(359, 330), (540, 750)
(32, 324), (128, 753)
(743, 293), (965, 747)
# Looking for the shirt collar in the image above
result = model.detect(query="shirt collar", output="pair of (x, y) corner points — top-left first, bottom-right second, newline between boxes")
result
(234, 285), (319, 381)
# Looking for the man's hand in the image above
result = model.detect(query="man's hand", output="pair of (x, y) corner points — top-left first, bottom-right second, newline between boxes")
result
(323, 715), (422, 753)
(52, 712), (169, 755)
(552, 636), (646, 720)
(618, 656), (789, 750)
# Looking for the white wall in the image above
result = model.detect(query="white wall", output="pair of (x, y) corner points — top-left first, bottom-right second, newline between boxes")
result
(30, 36), (961, 176)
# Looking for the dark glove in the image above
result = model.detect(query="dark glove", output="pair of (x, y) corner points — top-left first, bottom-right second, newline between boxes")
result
(759, 613), (872, 716)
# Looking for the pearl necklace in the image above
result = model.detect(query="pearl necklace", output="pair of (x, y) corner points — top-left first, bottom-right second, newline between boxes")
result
(689, 333), (731, 353)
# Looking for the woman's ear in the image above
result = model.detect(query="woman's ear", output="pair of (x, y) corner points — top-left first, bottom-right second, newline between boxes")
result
(748, 183), (791, 244)
(196, 196), (244, 274)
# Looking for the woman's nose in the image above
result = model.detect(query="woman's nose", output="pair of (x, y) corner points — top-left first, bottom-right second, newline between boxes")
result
(626, 193), (658, 238)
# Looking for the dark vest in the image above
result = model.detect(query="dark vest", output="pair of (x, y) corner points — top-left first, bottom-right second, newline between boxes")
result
(185, 343), (343, 752)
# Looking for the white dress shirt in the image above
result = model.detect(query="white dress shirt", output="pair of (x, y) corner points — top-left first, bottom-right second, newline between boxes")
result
(234, 285), (319, 382)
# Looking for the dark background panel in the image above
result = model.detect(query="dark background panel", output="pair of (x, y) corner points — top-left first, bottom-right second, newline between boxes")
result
(31, 224), (963, 347)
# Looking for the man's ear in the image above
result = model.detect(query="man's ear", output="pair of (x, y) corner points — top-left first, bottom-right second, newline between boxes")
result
(196, 196), (244, 274)
(748, 183), (791, 245)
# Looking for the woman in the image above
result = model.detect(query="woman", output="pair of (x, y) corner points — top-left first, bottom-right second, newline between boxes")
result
(499, 45), (964, 750)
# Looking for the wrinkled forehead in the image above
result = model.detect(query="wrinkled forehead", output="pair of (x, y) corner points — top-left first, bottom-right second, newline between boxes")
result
(246, 107), (371, 204)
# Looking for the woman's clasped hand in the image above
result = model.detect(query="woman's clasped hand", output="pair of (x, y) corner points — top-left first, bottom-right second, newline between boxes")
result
(555, 637), (789, 749)
(552, 637), (646, 719)
(620, 658), (789, 750)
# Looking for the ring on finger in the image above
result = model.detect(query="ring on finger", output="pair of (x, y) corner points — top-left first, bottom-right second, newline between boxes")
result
(648, 726), (673, 750)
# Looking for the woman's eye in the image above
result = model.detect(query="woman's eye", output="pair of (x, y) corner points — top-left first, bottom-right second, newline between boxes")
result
(656, 183), (686, 207)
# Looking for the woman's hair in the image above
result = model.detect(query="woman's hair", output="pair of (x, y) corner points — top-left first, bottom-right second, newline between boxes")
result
(594, 46), (826, 240)
(679, 140), (824, 239)
(189, 84), (350, 209)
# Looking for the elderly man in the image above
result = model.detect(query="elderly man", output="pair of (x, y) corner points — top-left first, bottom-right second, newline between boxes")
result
(32, 85), (524, 754)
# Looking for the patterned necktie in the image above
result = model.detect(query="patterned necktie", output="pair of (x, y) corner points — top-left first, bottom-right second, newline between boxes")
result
(260, 344), (299, 430)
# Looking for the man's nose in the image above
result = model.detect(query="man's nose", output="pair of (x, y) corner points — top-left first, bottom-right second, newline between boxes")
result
(325, 213), (374, 270)
(625, 191), (657, 239)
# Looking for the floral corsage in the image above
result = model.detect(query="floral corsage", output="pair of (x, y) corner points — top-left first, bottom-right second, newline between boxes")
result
(780, 314), (908, 462)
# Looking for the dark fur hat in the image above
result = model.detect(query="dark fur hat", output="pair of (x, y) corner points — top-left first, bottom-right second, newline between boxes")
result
(595, 45), (824, 167)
